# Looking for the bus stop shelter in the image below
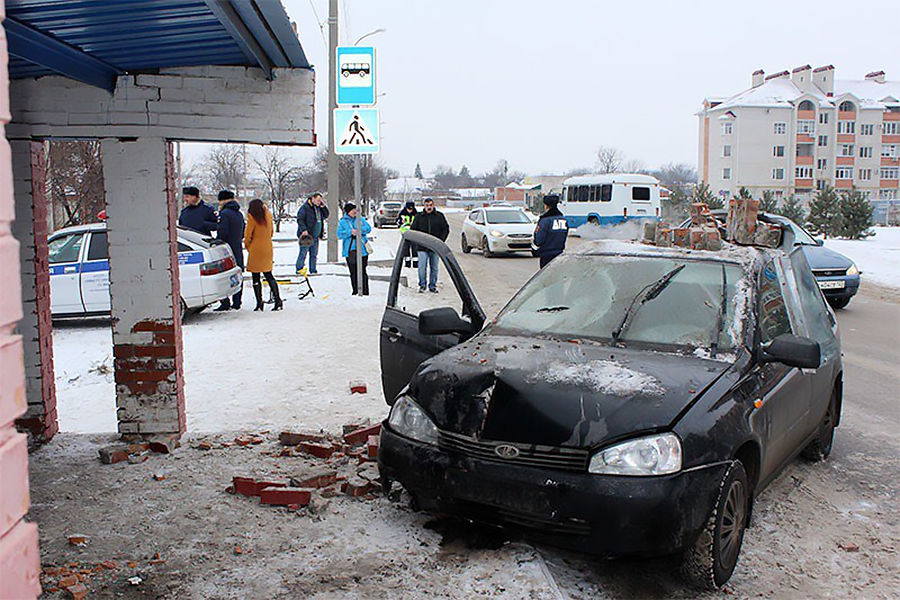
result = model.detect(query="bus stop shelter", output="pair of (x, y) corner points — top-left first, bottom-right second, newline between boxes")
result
(0, 1), (315, 596)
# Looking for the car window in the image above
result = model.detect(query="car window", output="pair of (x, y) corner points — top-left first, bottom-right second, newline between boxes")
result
(788, 222), (817, 245)
(632, 187), (651, 201)
(86, 231), (108, 261)
(177, 242), (192, 253)
(474, 211), (485, 225)
(758, 258), (793, 343)
(789, 250), (839, 362)
(48, 233), (84, 264)
(468, 210), (479, 221)
(485, 210), (530, 224)
(494, 255), (748, 352)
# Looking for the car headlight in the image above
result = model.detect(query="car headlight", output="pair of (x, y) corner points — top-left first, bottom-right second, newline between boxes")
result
(489, 229), (504, 238)
(588, 433), (682, 476)
(388, 395), (438, 445)
(846, 263), (859, 276)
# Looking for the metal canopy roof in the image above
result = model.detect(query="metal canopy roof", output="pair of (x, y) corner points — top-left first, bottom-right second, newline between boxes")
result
(5, 0), (310, 91)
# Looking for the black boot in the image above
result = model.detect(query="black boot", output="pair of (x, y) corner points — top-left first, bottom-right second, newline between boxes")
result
(213, 300), (231, 312)
(253, 280), (264, 311)
(271, 282), (283, 311)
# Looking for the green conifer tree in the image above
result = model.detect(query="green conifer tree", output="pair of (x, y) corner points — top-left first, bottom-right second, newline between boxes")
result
(837, 189), (874, 239)
(807, 185), (842, 239)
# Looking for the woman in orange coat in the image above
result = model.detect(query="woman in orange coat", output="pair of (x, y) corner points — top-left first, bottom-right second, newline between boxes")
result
(244, 199), (283, 311)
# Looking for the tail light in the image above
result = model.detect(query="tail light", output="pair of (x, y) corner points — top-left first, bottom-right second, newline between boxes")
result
(623, 207), (628, 218)
(379, 209), (384, 215)
(200, 255), (236, 276)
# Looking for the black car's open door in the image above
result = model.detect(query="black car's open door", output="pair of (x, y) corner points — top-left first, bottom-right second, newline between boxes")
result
(380, 231), (485, 404)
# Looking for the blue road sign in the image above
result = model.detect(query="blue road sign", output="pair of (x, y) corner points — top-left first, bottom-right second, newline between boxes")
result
(336, 46), (375, 106)
(334, 108), (380, 154)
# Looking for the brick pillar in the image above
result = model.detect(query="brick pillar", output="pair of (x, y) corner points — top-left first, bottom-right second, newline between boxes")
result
(0, 5), (43, 598)
(11, 140), (57, 443)
(101, 137), (185, 444)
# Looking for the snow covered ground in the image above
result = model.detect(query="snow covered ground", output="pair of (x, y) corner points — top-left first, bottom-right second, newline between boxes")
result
(824, 226), (900, 290)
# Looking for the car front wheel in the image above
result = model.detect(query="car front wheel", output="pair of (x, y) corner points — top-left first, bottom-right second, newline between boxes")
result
(827, 296), (850, 310)
(482, 237), (494, 258)
(461, 233), (471, 254)
(681, 460), (749, 590)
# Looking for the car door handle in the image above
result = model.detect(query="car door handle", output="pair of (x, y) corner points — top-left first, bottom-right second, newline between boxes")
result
(382, 326), (402, 341)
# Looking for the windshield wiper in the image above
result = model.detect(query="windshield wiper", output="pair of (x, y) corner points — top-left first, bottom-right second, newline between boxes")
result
(611, 265), (686, 343)
(536, 306), (570, 313)
(710, 264), (728, 357)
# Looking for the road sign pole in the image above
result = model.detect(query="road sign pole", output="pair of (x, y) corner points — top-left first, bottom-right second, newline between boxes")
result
(354, 154), (363, 295)
(326, 0), (340, 263)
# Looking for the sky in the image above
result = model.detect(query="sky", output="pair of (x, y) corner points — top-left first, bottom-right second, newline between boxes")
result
(183, 0), (900, 180)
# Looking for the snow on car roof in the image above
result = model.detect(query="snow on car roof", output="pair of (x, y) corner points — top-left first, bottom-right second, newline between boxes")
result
(573, 238), (767, 269)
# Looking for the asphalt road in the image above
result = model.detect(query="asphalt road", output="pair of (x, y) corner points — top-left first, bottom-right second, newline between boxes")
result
(438, 212), (900, 596)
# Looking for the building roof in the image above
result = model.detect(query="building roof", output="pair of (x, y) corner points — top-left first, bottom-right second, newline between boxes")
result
(5, 0), (310, 90)
(385, 178), (430, 194)
(705, 73), (900, 113)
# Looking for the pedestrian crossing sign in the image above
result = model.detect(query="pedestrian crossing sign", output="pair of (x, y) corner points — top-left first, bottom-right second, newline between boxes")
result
(334, 108), (380, 155)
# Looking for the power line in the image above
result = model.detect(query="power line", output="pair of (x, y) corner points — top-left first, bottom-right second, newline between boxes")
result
(307, 0), (328, 47)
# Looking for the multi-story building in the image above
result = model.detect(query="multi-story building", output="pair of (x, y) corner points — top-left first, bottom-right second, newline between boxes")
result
(698, 65), (900, 222)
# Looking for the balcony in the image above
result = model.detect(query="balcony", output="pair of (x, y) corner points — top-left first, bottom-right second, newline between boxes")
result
(838, 111), (856, 120)
(796, 155), (814, 165)
(794, 178), (814, 189)
(883, 134), (900, 144)
(881, 179), (898, 189)
(796, 133), (814, 143)
(884, 112), (900, 122)
(836, 133), (855, 143)
(797, 110), (816, 120)
(881, 156), (899, 166)
(836, 156), (854, 166)
(835, 179), (853, 189)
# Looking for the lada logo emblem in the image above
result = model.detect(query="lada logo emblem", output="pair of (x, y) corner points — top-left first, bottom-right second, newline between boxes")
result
(494, 444), (520, 459)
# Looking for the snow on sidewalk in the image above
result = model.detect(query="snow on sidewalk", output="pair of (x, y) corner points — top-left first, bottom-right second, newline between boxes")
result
(53, 274), (392, 434)
(824, 226), (900, 290)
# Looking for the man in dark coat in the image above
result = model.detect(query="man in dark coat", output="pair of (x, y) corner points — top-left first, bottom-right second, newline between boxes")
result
(410, 198), (450, 293)
(533, 194), (569, 268)
(214, 190), (245, 311)
(178, 186), (218, 235)
(295, 192), (329, 274)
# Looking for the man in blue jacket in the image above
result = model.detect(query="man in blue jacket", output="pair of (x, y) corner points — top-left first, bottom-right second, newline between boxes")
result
(533, 195), (568, 268)
(214, 190), (245, 311)
(178, 186), (218, 235)
(295, 192), (329, 274)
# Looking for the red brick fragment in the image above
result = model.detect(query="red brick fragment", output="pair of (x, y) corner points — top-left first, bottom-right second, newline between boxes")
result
(234, 436), (252, 447)
(259, 486), (312, 507)
(367, 435), (379, 459)
(279, 431), (327, 446)
(148, 434), (180, 454)
(197, 440), (213, 451)
(228, 476), (288, 497)
(67, 535), (87, 546)
(349, 380), (368, 394)
(101, 560), (118, 569)
(298, 441), (335, 459)
(66, 583), (88, 600)
(290, 470), (338, 489)
(98, 446), (129, 464)
(342, 422), (367, 436)
(343, 423), (381, 446)
(58, 575), (78, 587)
(234, 545), (244, 555)
(341, 477), (376, 497)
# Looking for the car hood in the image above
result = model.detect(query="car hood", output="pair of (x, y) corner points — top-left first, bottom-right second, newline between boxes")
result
(800, 244), (853, 270)
(408, 334), (735, 449)
(485, 223), (535, 234)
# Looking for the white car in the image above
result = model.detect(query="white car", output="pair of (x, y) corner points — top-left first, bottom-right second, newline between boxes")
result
(48, 223), (243, 318)
(460, 206), (535, 257)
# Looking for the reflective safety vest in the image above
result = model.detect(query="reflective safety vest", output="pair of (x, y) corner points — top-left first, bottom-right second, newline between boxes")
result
(398, 213), (415, 232)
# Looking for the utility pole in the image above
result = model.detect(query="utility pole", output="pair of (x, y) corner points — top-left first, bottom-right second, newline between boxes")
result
(354, 155), (363, 294)
(326, 0), (340, 262)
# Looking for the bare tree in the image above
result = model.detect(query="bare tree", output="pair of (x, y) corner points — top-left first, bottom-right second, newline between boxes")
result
(651, 163), (698, 190)
(305, 149), (393, 205)
(621, 158), (647, 174)
(595, 146), (624, 174)
(47, 141), (105, 229)
(253, 148), (300, 232)
(200, 144), (248, 197)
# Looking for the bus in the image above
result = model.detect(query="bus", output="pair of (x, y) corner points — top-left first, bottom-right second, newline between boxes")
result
(560, 173), (661, 228)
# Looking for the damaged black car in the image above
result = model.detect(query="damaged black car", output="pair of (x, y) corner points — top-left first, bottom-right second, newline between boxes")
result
(377, 230), (843, 589)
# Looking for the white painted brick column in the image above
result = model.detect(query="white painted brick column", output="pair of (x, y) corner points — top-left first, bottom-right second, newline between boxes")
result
(0, 4), (42, 597)
(10, 139), (57, 443)
(101, 137), (185, 442)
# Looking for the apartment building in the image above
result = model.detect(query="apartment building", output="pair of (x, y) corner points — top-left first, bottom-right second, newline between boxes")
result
(698, 65), (900, 222)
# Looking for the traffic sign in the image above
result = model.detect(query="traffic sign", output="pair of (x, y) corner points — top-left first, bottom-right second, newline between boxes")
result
(334, 108), (379, 154)
(336, 46), (375, 106)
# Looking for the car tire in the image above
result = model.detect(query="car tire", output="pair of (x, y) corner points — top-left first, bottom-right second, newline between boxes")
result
(680, 460), (749, 591)
(179, 298), (188, 322)
(374, 221), (381, 229)
(482, 237), (494, 258)
(801, 387), (837, 462)
(461, 233), (471, 254)
(587, 215), (600, 225)
(827, 296), (850, 310)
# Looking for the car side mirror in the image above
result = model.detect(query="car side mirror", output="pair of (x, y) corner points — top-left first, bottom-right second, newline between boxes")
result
(419, 307), (472, 336)
(813, 237), (824, 246)
(760, 334), (821, 369)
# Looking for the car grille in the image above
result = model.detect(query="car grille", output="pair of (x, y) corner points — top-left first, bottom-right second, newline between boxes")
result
(813, 268), (847, 277)
(439, 430), (589, 472)
(508, 233), (532, 239)
(457, 500), (592, 536)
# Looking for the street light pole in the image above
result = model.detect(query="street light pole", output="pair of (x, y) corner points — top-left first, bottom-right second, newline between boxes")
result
(326, 0), (340, 263)
(354, 155), (363, 295)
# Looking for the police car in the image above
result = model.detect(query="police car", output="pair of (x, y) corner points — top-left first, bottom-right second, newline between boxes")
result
(48, 223), (243, 318)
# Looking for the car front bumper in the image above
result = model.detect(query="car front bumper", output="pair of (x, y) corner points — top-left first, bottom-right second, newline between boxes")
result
(378, 425), (728, 557)
(488, 236), (533, 252)
(815, 274), (860, 300)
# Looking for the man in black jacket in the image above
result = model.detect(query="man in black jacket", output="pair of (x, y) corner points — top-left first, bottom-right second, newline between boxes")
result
(178, 186), (218, 235)
(295, 192), (329, 274)
(410, 198), (450, 293)
(214, 190), (245, 311)
(533, 194), (569, 268)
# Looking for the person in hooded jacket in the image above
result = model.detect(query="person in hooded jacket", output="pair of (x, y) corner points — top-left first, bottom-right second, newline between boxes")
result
(397, 201), (417, 232)
(336, 202), (372, 295)
(178, 186), (218, 235)
(533, 194), (569, 268)
(214, 190), (245, 311)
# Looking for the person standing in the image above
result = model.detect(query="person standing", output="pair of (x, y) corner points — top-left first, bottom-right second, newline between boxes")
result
(295, 192), (329, 275)
(178, 186), (218, 235)
(336, 202), (372, 296)
(214, 190), (245, 311)
(244, 199), (282, 311)
(533, 194), (569, 268)
(410, 198), (449, 293)
(397, 201), (417, 232)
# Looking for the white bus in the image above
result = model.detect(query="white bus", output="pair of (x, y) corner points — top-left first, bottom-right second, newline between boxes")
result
(560, 173), (661, 228)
